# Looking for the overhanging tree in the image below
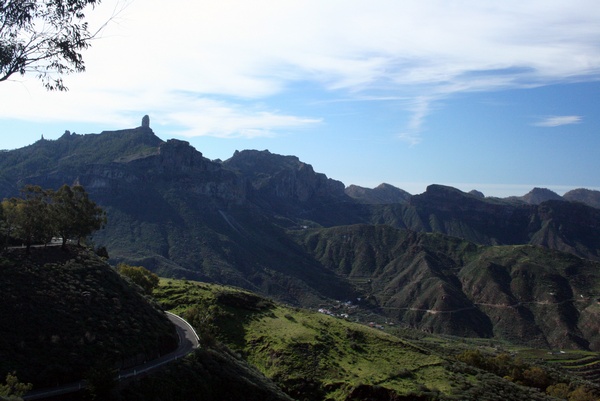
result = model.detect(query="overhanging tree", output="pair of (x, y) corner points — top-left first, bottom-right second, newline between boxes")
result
(52, 184), (106, 246)
(52, 184), (81, 247)
(0, 0), (103, 90)
(0, 371), (33, 401)
(0, 184), (106, 251)
(0, 197), (18, 249)
(10, 185), (54, 253)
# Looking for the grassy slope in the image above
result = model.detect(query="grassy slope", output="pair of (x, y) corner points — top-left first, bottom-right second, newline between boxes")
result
(154, 279), (597, 401)
(155, 279), (450, 400)
(240, 305), (451, 400)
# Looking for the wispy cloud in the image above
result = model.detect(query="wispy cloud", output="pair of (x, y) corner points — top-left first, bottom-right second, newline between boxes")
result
(397, 96), (432, 146)
(397, 132), (422, 146)
(164, 98), (322, 139)
(533, 115), (583, 127)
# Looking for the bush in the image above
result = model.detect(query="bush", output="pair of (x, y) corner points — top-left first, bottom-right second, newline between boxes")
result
(117, 263), (159, 294)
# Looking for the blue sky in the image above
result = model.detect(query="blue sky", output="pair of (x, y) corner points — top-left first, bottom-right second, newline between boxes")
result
(1, 0), (600, 197)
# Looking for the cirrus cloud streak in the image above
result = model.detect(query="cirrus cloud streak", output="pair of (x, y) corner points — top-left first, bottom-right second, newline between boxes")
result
(534, 116), (583, 127)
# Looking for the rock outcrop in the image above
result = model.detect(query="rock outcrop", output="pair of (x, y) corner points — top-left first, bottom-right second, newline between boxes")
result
(345, 183), (411, 204)
(564, 188), (600, 209)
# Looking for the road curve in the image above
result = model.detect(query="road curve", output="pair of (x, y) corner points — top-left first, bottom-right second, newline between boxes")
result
(118, 312), (200, 380)
(23, 312), (199, 400)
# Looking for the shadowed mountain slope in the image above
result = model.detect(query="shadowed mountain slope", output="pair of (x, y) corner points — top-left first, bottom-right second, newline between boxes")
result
(506, 187), (563, 205)
(564, 188), (600, 209)
(292, 224), (600, 350)
(0, 246), (177, 388)
(372, 185), (600, 261)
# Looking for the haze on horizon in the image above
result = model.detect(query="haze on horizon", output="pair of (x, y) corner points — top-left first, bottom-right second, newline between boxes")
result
(1, 0), (600, 198)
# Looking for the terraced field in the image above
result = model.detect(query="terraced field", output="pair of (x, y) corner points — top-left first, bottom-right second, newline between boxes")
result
(548, 354), (600, 384)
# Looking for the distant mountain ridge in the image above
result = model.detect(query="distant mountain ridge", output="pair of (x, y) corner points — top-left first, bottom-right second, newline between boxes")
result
(3, 121), (600, 348)
(345, 183), (412, 204)
(564, 188), (600, 209)
(293, 224), (600, 350)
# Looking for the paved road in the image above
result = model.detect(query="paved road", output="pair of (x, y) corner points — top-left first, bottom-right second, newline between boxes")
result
(23, 312), (199, 400)
(118, 312), (200, 379)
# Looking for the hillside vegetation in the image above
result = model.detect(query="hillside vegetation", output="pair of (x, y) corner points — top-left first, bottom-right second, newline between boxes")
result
(0, 246), (177, 388)
(154, 279), (600, 401)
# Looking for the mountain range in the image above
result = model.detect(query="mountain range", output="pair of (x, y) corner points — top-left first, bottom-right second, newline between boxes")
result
(2, 120), (600, 350)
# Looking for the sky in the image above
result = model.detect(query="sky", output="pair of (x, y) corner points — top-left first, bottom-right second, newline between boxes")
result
(1, 0), (600, 197)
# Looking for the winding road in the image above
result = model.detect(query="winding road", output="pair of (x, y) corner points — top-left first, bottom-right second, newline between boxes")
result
(23, 312), (199, 401)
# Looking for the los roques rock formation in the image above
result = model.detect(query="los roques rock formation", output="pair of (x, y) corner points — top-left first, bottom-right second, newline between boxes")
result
(3, 117), (600, 350)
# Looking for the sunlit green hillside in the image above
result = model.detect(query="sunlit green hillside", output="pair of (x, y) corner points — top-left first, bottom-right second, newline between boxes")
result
(155, 279), (600, 401)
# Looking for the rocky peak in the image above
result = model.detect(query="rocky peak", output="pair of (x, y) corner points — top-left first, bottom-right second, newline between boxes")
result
(225, 149), (346, 203)
(468, 189), (485, 198)
(226, 149), (301, 176)
(155, 139), (220, 173)
(141, 115), (150, 129)
(409, 184), (488, 212)
(564, 188), (600, 209)
(521, 187), (563, 205)
(414, 184), (469, 202)
(345, 183), (411, 204)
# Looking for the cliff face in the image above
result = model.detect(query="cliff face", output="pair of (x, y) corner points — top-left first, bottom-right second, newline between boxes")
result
(222, 149), (356, 225)
(564, 188), (600, 209)
(224, 149), (346, 202)
(155, 139), (217, 173)
(8, 130), (247, 204)
(345, 183), (412, 204)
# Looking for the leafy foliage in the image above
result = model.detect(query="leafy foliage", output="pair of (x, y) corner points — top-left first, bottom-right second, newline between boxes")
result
(2, 186), (53, 251)
(0, 0), (102, 90)
(0, 184), (106, 251)
(117, 263), (160, 294)
(0, 372), (32, 401)
(52, 184), (106, 246)
(84, 360), (118, 401)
